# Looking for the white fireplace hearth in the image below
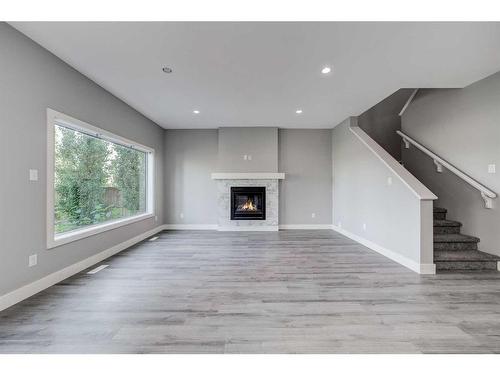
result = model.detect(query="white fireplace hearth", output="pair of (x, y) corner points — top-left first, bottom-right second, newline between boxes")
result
(211, 173), (285, 231)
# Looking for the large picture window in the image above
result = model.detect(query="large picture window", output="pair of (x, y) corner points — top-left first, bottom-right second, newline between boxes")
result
(47, 109), (154, 248)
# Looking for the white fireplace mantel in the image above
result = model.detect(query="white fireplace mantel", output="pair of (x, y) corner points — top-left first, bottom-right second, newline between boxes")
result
(211, 172), (285, 180)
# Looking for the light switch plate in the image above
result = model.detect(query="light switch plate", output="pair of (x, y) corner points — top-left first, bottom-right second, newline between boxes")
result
(488, 164), (496, 174)
(28, 254), (37, 267)
(29, 169), (38, 181)
(248, 155), (252, 160)
(311, 213), (316, 218)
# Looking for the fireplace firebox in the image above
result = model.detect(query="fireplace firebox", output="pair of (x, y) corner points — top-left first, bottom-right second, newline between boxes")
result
(230, 186), (266, 220)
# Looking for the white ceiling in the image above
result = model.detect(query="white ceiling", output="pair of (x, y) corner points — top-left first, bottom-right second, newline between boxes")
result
(10, 22), (500, 129)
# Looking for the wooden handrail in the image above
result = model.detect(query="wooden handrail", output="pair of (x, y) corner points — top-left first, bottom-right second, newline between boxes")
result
(397, 130), (497, 208)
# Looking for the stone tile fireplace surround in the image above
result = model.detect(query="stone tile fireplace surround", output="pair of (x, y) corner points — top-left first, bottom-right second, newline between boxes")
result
(211, 173), (285, 231)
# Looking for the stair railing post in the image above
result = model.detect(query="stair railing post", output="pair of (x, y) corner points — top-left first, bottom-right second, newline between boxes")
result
(481, 192), (493, 209)
(433, 159), (443, 173)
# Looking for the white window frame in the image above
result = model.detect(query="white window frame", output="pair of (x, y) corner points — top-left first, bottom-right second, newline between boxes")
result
(46, 108), (155, 249)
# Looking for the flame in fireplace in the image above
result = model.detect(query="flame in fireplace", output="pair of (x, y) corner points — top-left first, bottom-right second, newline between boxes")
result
(238, 198), (257, 211)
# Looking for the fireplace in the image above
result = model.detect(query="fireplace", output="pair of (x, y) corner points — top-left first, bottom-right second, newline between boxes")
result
(230, 186), (266, 220)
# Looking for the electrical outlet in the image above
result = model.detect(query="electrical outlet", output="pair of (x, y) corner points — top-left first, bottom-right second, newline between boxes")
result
(248, 155), (252, 161)
(28, 254), (37, 267)
(338, 221), (342, 229)
(243, 155), (248, 160)
(29, 169), (38, 181)
(154, 215), (158, 222)
(311, 213), (316, 218)
(488, 164), (496, 174)
(387, 176), (393, 186)
(180, 212), (184, 219)
(363, 223), (367, 231)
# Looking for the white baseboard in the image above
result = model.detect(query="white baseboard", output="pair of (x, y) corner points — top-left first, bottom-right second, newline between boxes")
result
(279, 224), (332, 230)
(217, 226), (279, 232)
(0, 225), (164, 312)
(331, 225), (436, 275)
(419, 263), (437, 274)
(163, 224), (218, 230)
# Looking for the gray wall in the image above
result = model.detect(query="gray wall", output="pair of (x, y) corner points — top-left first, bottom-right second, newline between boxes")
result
(332, 118), (432, 267)
(217, 127), (278, 172)
(402, 72), (500, 256)
(164, 130), (218, 224)
(357, 88), (415, 161)
(279, 129), (332, 225)
(163, 128), (333, 226)
(0, 23), (165, 296)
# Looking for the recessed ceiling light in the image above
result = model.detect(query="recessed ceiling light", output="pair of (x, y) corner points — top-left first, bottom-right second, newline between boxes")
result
(295, 109), (303, 114)
(193, 110), (200, 114)
(321, 66), (331, 74)
(162, 67), (173, 73)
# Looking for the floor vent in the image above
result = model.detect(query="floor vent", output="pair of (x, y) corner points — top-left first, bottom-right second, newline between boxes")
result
(87, 265), (109, 274)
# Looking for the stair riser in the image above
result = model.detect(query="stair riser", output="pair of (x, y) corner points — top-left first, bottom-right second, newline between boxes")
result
(434, 242), (478, 251)
(434, 226), (461, 234)
(433, 212), (446, 220)
(436, 261), (498, 271)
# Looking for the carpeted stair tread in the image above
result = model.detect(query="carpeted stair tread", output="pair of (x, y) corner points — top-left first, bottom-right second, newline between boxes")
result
(433, 233), (479, 243)
(433, 220), (462, 234)
(434, 250), (500, 262)
(435, 261), (498, 271)
(433, 205), (498, 272)
(433, 207), (447, 220)
(433, 220), (461, 227)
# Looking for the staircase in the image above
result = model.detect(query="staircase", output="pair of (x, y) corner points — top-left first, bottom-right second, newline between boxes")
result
(433, 207), (500, 271)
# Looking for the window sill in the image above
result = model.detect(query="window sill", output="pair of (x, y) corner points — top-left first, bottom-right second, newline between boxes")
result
(47, 213), (155, 249)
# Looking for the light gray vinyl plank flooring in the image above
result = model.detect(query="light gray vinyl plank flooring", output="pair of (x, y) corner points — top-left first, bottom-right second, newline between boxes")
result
(1, 229), (500, 353)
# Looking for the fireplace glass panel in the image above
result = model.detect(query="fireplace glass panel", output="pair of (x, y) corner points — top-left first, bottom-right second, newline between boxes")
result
(230, 187), (266, 220)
